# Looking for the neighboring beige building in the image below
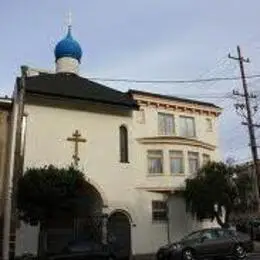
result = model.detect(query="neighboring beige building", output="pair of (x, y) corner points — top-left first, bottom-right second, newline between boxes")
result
(7, 26), (222, 259)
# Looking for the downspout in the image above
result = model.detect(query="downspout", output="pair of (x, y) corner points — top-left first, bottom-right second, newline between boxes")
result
(166, 194), (171, 245)
(2, 90), (19, 260)
(20, 114), (28, 167)
(2, 66), (28, 260)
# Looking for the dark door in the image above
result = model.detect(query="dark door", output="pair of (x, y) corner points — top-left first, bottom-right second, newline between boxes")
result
(107, 212), (131, 260)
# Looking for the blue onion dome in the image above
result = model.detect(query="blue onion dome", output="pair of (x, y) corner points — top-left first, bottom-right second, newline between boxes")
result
(54, 26), (82, 62)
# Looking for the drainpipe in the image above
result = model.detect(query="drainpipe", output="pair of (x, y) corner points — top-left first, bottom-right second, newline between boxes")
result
(2, 89), (19, 260)
(2, 66), (27, 260)
(166, 194), (171, 245)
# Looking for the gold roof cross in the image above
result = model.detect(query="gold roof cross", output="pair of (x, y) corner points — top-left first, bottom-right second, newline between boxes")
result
(67, 129), (86, 167)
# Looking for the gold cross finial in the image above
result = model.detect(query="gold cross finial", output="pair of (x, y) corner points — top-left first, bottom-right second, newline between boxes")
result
(68, 11), (72, 28)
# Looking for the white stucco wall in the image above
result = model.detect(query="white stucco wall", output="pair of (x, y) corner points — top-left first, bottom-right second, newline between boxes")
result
(15, 95), (221, 257)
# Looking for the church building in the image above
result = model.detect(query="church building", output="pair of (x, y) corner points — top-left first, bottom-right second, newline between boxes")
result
(3, 25), (222, 259)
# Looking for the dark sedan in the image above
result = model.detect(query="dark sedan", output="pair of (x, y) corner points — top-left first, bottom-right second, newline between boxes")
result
(156, 228), (254, 260)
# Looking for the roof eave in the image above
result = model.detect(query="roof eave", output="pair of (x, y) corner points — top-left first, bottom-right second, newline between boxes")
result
(25, 90), (139, 110)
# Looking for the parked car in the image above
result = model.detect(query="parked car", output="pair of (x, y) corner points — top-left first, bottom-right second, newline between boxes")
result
(236, 218), (260, 240)
(156, 228), (254, 260)
(48, 240), (116, 260)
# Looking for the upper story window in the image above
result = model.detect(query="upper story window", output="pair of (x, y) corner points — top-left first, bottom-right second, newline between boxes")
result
(137, 109), (145, 124)
(152, 200), (167, 222)
(179, 116), (196, 138)
(206, 118), (213, 132)
(119, 125), (129, 163)
(158, 112), (175, 135)
(169, 150), (184, 174)
(147, 150), (163, 174)
(202, 154), (210, 165)
(188, 152), (199, 174)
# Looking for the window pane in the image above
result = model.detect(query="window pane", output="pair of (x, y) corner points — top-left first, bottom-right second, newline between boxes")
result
(170, 158), (184, 173)
(206, 118), (213, 132)
(137, 109), (145, 124)
(158, 113), (174, 135)
(169, 151), (184, 174)
(188, 152), (199, 174)
(119, 125), (128, 163)
(152, 200), (167, 221)
(165, 115), (174, 135)
(152, 211), (168, 221)
(186, 118), (195, 137)
(202, 154), (210, 165)
(148, 158), (163, 173)
(186, 231), (202, 240)
(148, 150), (163, 173)
(152, 201), (166, 209)
(180, 117), (195, 137)
(158, 113), (165, 135)
(179, 117), (186, 136)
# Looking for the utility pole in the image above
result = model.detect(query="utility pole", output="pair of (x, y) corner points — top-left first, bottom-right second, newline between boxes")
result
(229, 45), (260, 212)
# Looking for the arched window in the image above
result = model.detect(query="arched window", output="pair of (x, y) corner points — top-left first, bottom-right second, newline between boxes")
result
(119, 125), (129, 163)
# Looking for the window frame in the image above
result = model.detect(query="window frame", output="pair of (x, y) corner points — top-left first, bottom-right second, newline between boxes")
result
(188, 151), (199, 174)
(152, 200), (168, 222)
(169, 150), (184, 174)
(147, 150), (163, 174)
(119, 125), (129, 163)
(202, 153), (210, 166)
(137, 108), (146, 124)
(179, 116), (196, 138)
(158, 112), (175, 136)
(206, 118), (213, 132)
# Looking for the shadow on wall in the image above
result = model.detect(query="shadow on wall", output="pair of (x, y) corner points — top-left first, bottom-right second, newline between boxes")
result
(168, 194), (219, 244)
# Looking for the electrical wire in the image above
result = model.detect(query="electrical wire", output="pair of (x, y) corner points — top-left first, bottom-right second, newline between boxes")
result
(89, 74), (260, 84)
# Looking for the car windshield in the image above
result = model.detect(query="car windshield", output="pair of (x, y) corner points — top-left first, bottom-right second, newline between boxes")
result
(182, 231), (202, 241)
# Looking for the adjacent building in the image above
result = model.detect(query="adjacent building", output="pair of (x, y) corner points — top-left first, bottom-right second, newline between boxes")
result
(0, 97), (13, 257)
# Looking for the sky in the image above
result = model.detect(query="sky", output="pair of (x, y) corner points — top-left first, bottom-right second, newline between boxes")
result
(1, 0), (260, 163)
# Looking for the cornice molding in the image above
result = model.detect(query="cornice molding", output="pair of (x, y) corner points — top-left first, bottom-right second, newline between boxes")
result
(136, 136), (216, 151)
(134, 96), (222, 117)
(136, 186), (184, 194)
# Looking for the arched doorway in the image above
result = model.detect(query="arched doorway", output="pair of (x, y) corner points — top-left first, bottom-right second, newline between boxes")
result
(107, 211), (131, 260)
(45, 181), (104, 254)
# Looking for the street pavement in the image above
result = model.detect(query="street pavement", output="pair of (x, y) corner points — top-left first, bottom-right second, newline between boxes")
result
(246, 241), (260, 259)
(249, 253), (260, 259)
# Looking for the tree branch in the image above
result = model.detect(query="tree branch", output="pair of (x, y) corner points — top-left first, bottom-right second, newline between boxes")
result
(214, 211), (224, 227)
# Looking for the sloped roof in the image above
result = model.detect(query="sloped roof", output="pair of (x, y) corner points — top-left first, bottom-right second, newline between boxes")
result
(17, 73), (138, 109)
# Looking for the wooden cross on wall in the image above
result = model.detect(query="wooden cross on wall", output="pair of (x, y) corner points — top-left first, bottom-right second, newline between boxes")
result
(67, 130), (86, 167)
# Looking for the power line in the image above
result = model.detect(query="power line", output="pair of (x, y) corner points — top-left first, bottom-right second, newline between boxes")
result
(89, 74), (260, 84)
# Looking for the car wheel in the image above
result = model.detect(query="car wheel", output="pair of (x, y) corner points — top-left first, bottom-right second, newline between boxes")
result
(157, 251), (165, 260)
(233, 244), (247, 259)
(182, 249), (196, 260)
